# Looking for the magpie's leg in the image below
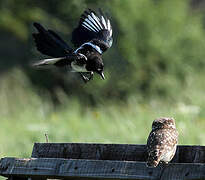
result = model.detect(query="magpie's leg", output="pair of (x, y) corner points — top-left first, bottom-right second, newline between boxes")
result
(79, 72), (94, 83)
(79, 73), (90, 83)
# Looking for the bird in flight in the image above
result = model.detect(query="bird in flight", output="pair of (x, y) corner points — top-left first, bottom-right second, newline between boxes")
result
(32, 9), (113, 82)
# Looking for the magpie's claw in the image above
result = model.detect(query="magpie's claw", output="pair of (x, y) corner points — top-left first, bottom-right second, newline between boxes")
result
(80, 71), (94, 83)
(80, 73), (90, 83)
(89, 71), (94, 80)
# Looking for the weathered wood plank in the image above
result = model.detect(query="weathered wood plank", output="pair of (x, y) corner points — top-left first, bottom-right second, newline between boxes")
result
(32, 143), (205, 163)
(32, 143), (147, 162)
(0, 157), (205, 180)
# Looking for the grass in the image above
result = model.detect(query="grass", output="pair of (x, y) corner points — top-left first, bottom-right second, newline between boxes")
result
(0, 68), (204, 168)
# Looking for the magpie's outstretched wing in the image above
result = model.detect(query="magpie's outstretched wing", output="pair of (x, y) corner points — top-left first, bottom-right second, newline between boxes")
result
(72, 9), (113, 53)
(33, 23), (73, 58)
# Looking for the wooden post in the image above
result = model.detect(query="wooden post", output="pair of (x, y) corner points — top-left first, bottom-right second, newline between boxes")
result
(1, 157), (205, 180)
(0, 143), (205, 180)
(31, 143), (205, 163)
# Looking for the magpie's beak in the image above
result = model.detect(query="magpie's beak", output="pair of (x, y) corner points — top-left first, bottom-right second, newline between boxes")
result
(99, 71), (105, 80)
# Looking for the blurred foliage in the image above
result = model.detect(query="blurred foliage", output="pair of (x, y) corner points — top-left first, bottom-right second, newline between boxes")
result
(0, 0), (205, 104)
(0, 69), (205, 161)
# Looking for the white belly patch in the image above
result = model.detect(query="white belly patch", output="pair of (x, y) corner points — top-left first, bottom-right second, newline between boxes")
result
(71, 61), (88, 72)
(161, 144), (177, 162)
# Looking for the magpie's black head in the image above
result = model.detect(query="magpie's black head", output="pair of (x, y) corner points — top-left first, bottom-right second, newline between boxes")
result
(86, 55), (105, 80)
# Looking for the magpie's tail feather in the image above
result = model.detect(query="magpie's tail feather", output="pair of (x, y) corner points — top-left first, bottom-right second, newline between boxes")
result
(32, 57), (69, 67)
(33, 22), (73, 58)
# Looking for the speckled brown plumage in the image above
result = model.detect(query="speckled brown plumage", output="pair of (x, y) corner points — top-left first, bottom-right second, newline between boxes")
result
(146, 117), (178, 167)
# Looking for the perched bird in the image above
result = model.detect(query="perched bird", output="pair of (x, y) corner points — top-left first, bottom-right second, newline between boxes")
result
(32, 9), (113, 82)
(146, 117), (178, 168)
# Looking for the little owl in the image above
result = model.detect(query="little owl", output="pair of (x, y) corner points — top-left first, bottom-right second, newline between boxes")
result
(146, 117), (178, 167)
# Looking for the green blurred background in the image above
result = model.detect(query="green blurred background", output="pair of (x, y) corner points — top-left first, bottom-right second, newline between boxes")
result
(0, 0), (205, 161)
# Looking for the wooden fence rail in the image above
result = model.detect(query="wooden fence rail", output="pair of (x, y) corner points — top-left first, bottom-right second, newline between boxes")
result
(0, 143), (205, 180)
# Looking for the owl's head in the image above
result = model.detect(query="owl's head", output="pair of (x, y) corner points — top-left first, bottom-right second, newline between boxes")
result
(152, 117), (176, 130)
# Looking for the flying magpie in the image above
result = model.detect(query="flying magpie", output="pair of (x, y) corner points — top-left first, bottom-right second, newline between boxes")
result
(32, 9), (113, 82)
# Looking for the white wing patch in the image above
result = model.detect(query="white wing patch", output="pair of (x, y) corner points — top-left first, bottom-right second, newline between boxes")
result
(74, 42), (103, 54)
(84, 19), (98, 32)
(82, 12), (112, 36)
(85, 42), (103, 54)
(91, 13), (102, 29)
(107, 19), (112, 36)
(101, 16), (107, 29)
(88, 15), (100, 31)
(107, 20), (111, 31)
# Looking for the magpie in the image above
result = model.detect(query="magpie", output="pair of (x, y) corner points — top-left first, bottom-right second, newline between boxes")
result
(32, 9), (113, 82)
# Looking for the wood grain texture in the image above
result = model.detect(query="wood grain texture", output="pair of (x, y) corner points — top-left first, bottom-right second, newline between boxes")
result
(0, 157), (205, 180)
(32, 143), (147, 161)
(32, 143), (205, 163)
